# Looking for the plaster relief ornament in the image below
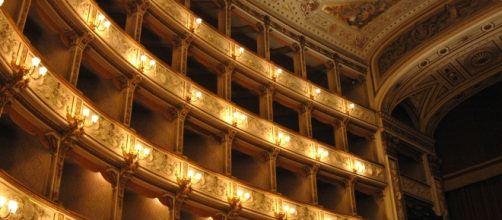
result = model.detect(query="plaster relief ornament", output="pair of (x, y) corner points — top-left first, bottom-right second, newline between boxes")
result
(322, 0), (400, 28)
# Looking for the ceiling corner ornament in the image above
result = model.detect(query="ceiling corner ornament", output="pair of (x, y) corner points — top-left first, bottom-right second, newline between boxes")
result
(377, 0), (494, 77)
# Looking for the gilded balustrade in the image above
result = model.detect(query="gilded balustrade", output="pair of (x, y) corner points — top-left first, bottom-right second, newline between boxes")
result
(64, 0), (385, 183)
(149, 0), (377, 126)
(0, 172), (81, 220)
(0, 8), (362, 220)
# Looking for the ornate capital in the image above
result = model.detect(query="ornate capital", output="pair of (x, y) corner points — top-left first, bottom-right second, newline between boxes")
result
(173, 34), (194, 48)
(61, 31), (94, 49)
(126, 0), (151, 14)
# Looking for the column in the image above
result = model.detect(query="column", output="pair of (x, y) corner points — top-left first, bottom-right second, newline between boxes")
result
(172, 35), (193, 75)
(425, 154), (449, 219)
(221, 130), (236, 176)
(218, 62), (234, 100)
(292, 37), (307, 79)
(334, 118), (349, 151)
(168, 104), (190, 153)
(266, 148), (280, 191)
(325, 59), (342, 94)
(178, 0), (190, 7)
(44, 132), (72, 202)
(347, 177), (358, 216)
(103, 168), (134, 220)
(256, 16), (271, 60)
(217, 0), (232, 36)
(259, 84), (274, 121)
(125, 0), (150, 41)
(14, 0), (31, 31)
(306, 164), (320, 204)
(120, 75), (142, 126)
(299, 102), (313, 137)
(382, 132), (407, 220)
(62, 31), (94, 85)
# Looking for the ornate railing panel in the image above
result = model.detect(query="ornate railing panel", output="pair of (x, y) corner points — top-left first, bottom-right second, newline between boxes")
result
(0, 8), (362, 220)
(400, 176), (432, 202)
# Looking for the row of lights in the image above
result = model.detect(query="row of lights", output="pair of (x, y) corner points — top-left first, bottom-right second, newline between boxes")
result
(0, 196), (18, 219)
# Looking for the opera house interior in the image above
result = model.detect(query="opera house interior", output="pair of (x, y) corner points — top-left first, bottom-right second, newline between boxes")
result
(0, 0), (500, 219)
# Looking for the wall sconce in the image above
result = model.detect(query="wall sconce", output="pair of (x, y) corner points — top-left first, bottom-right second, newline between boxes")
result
(0, 196), (18, 219)
(177, 168), (203, 191)
(227, 188), (251, 212)
(138, 54), (156, 73)
(190, 17), (203, 32)
(122, 142), (151, 168)
(310, 87), (321, 99)
(276, 204), (296, 220)
(353, 161), (366, 174)
(232, 46), (245, 59)
(316, 148), (329, 160)
(272, 68), (282, 81)
(187, 89), (202, 102)
(276, 132), (290, 146)
(231, 111), (247, 127)
(5, 56), (48, 92)
(91, 14), (111, 31)
(66, 107), (99, 137)
(348, 103), (355, 111)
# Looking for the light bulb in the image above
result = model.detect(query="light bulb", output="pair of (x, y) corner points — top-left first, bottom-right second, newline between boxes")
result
(284, 135), (291, 142)
(195, 18), (202, 24)
(0, 196), (6, 207)
(91, 114), (99, 123)
(348, 103), (355, 109)
(314, 88), (321, 94)
(243, 192), (250, 200)
(238, 47), (244, 54)
(195, 91), (202, 98)
(142, 147), (151, 156)
(97, 14), (105, 21)
(134, 143), (143, 152)
(187, 170), (194, 177)
(103, 21), (111, 29)
(98, 14), (105, 21)
(0, 0), (4, 7)
(7, 200), (18, 213)
(31, 57), (41, 67)
(140, 55), (147, 62)
(38, 67), (48, 76)
(276, 68), (283, 74)
(82, 108), (90, 117)
(149, 60), (156, 66)
(194, 172), (202, 181)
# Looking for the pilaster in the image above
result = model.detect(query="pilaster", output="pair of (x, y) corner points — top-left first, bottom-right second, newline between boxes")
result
(292, 37), (307, 79)
(325, 58), (342, 94)
(172, 35), (193, 75)
(334, 118), (349, 151)
(218, 62), (234, 100)
(217, 0), (232, 36)
(120, 74), (142, 126)
(44, 132), (72, 202)
(299, 102), (313, 137)
(125, 0), (151, 41)
(61, 31), (94, 85)
(259, 84), (274, 121)
(256, 16), (271, 60)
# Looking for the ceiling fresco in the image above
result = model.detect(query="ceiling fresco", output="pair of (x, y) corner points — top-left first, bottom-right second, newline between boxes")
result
(251, 0), (438, 58)
(321, 0), (401, 28)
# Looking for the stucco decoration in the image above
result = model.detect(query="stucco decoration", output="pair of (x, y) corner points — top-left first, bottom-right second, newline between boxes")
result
(377, 0), (494, 75)
(247, 0), (439, 57)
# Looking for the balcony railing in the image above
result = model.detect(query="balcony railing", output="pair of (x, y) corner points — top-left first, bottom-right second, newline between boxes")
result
(0, 7), (363, 219)
(64, 0), (385, 183)
(400, 176), (432, 202)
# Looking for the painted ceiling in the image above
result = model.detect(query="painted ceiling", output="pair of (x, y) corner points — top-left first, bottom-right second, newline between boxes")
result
(251, 0), (436, 58)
